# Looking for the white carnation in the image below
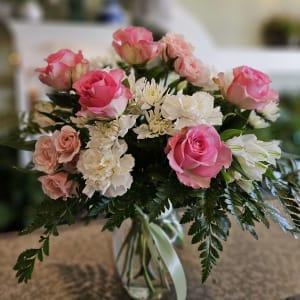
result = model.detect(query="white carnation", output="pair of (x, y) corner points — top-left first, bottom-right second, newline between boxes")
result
(87, 121), (119, 149)
(77, 140), (134, 198)
(226, 134), (281, 183)
(161, 91), (223, 130)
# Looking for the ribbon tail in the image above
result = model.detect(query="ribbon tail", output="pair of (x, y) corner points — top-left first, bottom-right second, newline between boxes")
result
(147, 222), (187, 300)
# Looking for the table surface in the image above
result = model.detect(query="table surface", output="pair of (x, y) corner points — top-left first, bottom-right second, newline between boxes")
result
(0, 219), (299, 300)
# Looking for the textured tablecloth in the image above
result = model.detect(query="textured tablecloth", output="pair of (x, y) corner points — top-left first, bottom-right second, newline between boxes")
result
(0, 220), (299, 300)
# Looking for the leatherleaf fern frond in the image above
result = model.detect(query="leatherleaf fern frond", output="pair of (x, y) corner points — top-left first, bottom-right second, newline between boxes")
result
(262, 155), (300, 235)
(13, 197), (82, 283)
(181, 183), (231, 283)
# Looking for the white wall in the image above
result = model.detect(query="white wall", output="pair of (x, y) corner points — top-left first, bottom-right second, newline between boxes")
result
(178, 0), (300, 46)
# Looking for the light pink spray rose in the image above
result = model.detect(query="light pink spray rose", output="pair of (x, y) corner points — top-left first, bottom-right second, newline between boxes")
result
(73, 69), (131, 118)
(38, 172), (78, 200)
(36, 49), (89, 91)
(218, 66), (279, 111)
(165, 125), (232, 189)
(53, 125), (81, 163)
(160, 33), (194, 61)
(174, 56), (210, 86)
(112, 26), (160, 65)
(33, 135), (58, 174)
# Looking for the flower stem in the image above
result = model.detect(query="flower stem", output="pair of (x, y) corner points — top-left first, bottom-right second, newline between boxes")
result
(141, 229), (155, 295)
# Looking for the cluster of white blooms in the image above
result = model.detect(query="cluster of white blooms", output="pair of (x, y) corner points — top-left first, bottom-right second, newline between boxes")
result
(130, 76), (223, 139)
(226, 134), (281, 191)
(161, 91), (223, 130)
(134, 107), (175, 139)
(77, 118), (135, 198)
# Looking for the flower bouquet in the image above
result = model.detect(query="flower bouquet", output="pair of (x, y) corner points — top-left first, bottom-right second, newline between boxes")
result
(2, 26), (300, 300)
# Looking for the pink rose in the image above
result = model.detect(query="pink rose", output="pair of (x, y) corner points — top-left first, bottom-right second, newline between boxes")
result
(33, 135), (58, 174)
(38, 172), (78, 200)
(160, 33), (194, 61)
(224, 66), (279, 111)
(165, 125), (232, 188)
(73, 69), (131, 118)
(174, 56), (210, 86)
(36, 49), (89, 91)
(53, 125), (81, 163)
(112, 26), (160, 65)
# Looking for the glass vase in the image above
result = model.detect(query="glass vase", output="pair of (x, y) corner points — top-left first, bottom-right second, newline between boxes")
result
(112, 207), (184, 300)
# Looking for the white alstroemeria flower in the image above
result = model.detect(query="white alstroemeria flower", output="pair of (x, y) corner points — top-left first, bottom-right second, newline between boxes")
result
(135, 77), (168, 110)
(261, 101), (280, 122)
(226, 134), (281, 182)
(248, 111), (269, 128)
(134, 108), (175, 139)
(161, 91), (223, 130)
(228, 170), (254, 192)
(77, 140), (134, 198)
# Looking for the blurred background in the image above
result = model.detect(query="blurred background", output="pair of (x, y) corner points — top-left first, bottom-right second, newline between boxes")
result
(1, 0), (300, 232)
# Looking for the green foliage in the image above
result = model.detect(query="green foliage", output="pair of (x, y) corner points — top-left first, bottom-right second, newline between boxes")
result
(0, 137), (36, 151)
(13, 225), (57, 283)
(180, 182), (230, 282)
(262, 156), (300, 234)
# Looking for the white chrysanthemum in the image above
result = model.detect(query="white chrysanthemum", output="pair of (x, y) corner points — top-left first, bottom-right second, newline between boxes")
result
(134, 108), (175, 139)
(161, 91), (223, 130)
(135, 77), (168, 110)
(226, 134), (281, 182)
(248, 111), (269, 128)
(261, 101), (280, 122)
(77, 140), (134, 198)
(89, 49), (119, 69)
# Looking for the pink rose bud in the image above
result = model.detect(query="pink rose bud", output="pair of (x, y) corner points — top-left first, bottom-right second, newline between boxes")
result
(160, 33), (194, 61)
(221, 66), (279, 111)
(38, 172), (78, 200)
(112, 26), (160, 65)
(174, 56), (210, 86)
(73, 69), (131, 118)
(165, 125), (232, 189)
(36, 49), (89, 91)
(33, 135), (58, 174)
(53, 125), (81, 163)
